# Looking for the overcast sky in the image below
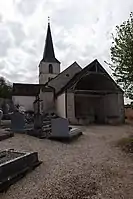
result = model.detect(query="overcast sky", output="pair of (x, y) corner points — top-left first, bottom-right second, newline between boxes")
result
(0, 0), (132, 85)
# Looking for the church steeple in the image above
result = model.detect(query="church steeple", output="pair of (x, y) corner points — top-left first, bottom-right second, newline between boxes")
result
(39, 18), (60, 84)
(42, 19), (60, 63)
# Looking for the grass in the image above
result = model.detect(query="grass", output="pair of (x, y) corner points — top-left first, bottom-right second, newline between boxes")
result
(117, 136), (133, 153)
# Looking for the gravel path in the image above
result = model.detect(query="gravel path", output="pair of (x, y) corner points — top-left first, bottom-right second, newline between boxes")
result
(0, 125), (133, 199)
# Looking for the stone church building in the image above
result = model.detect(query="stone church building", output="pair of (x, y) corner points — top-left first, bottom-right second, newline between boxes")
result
(12, 22), (125, 125)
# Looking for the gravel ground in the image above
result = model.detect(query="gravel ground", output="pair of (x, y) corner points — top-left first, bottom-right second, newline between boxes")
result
(0, 125), (133, 199)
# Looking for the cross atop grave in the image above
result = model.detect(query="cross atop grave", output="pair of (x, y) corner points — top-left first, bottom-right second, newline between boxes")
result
(34, 95), (43, 115)
(33, 95), (43, 129)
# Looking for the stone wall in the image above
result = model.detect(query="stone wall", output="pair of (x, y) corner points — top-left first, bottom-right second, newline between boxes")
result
(39, 61), (60, 84)
(66, 92), (77, 124)
(56, 93), (66, 118)
(104, 93), (125, 124)
(66, 91), (125, 125)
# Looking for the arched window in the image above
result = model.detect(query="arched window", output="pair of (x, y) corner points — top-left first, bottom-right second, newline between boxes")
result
(49, 64), (53, 74)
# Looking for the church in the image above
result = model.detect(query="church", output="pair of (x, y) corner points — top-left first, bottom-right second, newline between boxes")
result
(12, 21), (125, 125)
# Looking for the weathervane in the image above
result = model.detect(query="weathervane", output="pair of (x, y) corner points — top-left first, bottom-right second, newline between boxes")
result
(48, 16), (50, 24)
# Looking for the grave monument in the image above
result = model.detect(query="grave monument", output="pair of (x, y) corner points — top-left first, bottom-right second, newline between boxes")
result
(0, 149), (41, 192)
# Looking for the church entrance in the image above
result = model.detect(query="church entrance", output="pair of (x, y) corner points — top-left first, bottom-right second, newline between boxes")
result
(75, 93), (105, 124)
(73, 72), (121, 125)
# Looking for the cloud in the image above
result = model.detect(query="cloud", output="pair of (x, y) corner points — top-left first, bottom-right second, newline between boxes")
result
(0, 27), (12, 57)
(0, 0), (133, 85)
(6, 21), (26, 46)
(16, 0), (41, 16)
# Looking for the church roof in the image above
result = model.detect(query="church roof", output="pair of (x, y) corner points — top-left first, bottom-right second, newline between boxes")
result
(46, 61), (82, 94)
(42, 22), (60, 64)
(12, 83), (52, 96)
(57, 59), (123, 95)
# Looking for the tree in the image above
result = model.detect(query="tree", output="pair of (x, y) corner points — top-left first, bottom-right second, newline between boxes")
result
(0, 77), (12, 99)
(110, 12), (133, 99)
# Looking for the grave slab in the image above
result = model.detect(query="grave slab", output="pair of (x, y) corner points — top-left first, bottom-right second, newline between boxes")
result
(0, 149), (42, 192)
(49, 118), (83, 142)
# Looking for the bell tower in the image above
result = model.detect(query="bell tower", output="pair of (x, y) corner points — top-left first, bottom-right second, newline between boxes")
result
(39, 18), (60, 84)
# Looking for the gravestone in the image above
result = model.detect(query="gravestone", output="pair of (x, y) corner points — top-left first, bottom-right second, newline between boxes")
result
(51, 117), (69, 138)
(49, 117), (82, 141)
(11, 111), (25, 132)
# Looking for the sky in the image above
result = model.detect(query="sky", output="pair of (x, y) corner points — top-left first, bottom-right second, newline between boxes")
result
(0, 0), (133, 93)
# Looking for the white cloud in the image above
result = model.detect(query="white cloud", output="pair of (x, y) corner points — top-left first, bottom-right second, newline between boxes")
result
(0, 0), (132, 86)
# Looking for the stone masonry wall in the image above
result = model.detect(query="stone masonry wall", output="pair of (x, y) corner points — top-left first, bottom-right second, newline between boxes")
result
(66, 92), (77, 124)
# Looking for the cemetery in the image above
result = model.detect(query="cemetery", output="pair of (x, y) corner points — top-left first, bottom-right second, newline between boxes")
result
(27, 114), (82, 142)
(0, 73), (131, 198)
(0, 101), (82, 191)
(0, 21), (125, 194)
(9, 100), (83, 142)
(0, 124), (133, 198)
(0, 15), (133, 198)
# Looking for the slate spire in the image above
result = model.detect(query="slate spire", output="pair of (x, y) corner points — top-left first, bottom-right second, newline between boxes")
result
(42, 19), (60, 63)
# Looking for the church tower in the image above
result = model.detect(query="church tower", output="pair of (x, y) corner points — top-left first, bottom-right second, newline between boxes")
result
(39, 20), (60, 84)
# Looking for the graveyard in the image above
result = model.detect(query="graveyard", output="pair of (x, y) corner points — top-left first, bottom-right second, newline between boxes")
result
(0, 106), (83, 193)
(0, 28), (131, 198)
(0, 105), (133, 198)
(0, 20), (126, 197)
(0, 124), (133, 198)
(1, 100), (133, 199)
(0, 10), (132, 199)
(0, 101), (133, 198)
(9, 108), (82, 141)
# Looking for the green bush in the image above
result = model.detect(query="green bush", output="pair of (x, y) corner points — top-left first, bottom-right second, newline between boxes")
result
(0, 77), (12, 99)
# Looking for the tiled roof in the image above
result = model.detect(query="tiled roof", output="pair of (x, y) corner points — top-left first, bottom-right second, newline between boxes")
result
(12, 83), (52, 96)
(56, 59), (124, 95)
(47, 61), (82, 94)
